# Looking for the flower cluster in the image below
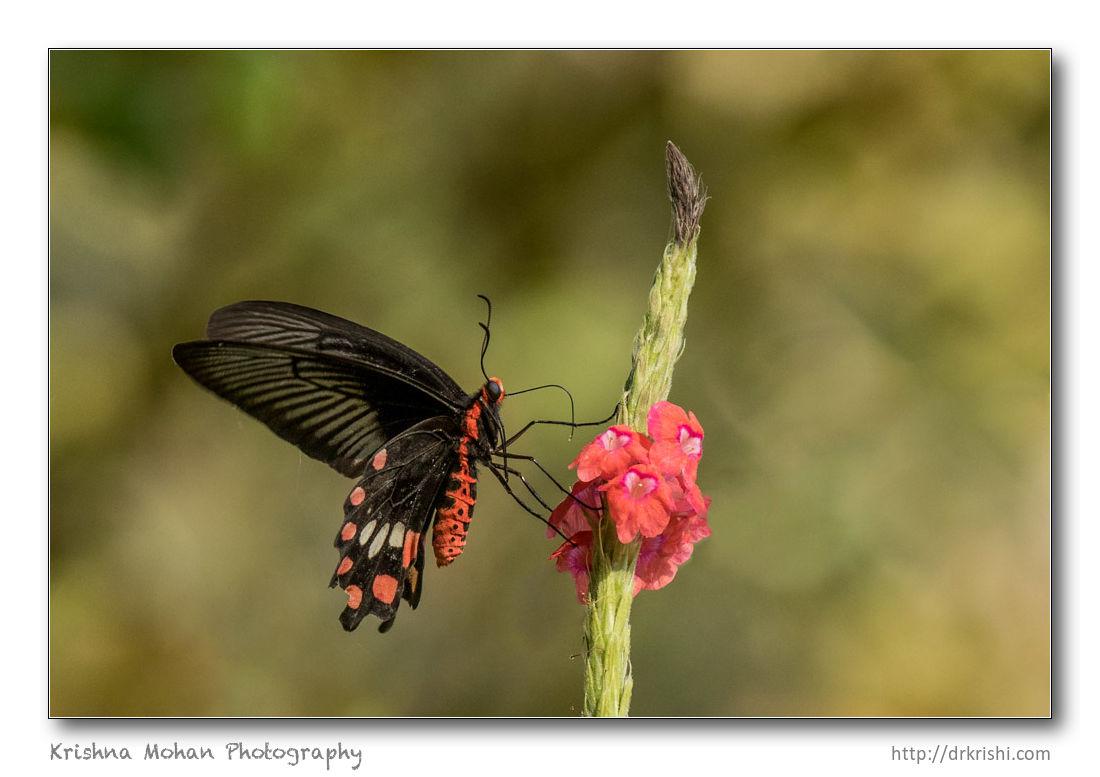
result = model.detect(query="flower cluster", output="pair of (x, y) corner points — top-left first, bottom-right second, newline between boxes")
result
(548, 401), (711, 603)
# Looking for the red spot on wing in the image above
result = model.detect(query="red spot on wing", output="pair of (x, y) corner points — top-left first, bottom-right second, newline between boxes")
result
(345, 585), (363, 610)
(340, 521), (357, 541)
(372, 574), (399, 604)
(403, 531), (421, 568)
(349, 486), (366, 506)
(372, 449), (388, 470)
(337, 556), (353, 575)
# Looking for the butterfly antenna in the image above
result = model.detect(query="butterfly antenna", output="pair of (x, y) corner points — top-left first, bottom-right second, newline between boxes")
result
(477, 294), (492, 382)
(508, 383), (577, 432)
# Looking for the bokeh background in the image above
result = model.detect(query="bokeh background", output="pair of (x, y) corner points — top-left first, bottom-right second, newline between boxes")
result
(49, 50), (1050, 716)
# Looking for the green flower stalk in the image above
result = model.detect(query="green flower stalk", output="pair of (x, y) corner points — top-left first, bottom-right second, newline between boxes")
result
(581, 141), (707, 717)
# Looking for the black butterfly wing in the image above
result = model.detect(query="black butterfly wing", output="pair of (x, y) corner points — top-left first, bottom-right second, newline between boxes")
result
(330, 417), (460, 632)
(173, 301), (467, 478)
(204, 301), (464, 401)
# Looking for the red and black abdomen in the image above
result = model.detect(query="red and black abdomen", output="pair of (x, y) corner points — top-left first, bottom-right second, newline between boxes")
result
(431, 377), (503, 567)
(431, 441), (478, 566)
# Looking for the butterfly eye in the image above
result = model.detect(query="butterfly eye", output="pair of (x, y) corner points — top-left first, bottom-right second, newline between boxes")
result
(485, 378), (504, 402)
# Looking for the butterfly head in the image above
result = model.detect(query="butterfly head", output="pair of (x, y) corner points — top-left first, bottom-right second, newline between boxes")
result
(484, 377), (504, 405)
(467, 377), (505, 449)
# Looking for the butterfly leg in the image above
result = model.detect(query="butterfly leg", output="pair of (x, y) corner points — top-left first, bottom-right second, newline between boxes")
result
(490, 450), (602, 511)
(483, 460), (556, 516)
(483, 461), (580, 547)
(502, 403), (620, 448)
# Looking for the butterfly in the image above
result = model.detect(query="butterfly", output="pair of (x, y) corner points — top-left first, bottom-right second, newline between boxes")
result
(173, 300), (515, 633)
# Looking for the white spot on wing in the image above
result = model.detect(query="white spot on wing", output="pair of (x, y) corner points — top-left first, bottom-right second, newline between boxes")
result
(367, 529), (386, 559)
(358, 519), (377, 546)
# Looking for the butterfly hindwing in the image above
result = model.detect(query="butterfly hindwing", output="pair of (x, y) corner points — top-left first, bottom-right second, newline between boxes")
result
(330, 417), (460, 632)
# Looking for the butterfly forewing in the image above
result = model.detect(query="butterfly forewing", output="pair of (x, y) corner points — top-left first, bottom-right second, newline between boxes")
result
(174, 341), (456, 477)
(205, 300), (465, 405)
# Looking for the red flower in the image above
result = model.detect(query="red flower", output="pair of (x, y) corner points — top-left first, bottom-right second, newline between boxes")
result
(668, 472), (708, 517)
(572, 425), (650, 482)
(635, 512), (712, 592)
(599, 464), (675, 543)
(548, 402), (710, 603)
(547, 479), (602, 540)
(647, 401), (703, 481)
(550, 531), (594, 604)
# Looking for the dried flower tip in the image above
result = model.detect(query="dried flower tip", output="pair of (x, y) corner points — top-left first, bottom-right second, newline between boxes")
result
(665, 141), (709, 246)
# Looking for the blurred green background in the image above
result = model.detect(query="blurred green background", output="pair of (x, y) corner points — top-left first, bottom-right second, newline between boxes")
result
(49, 50), (1050, 716)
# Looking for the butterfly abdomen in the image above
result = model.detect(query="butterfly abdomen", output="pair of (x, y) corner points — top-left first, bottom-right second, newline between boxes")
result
(432, 434), (479, 566)
(432, 380), (502, 567)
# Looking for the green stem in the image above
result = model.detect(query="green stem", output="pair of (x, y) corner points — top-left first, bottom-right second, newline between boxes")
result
(582, 510), (637, 717)
(581, 141), (706, 717)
